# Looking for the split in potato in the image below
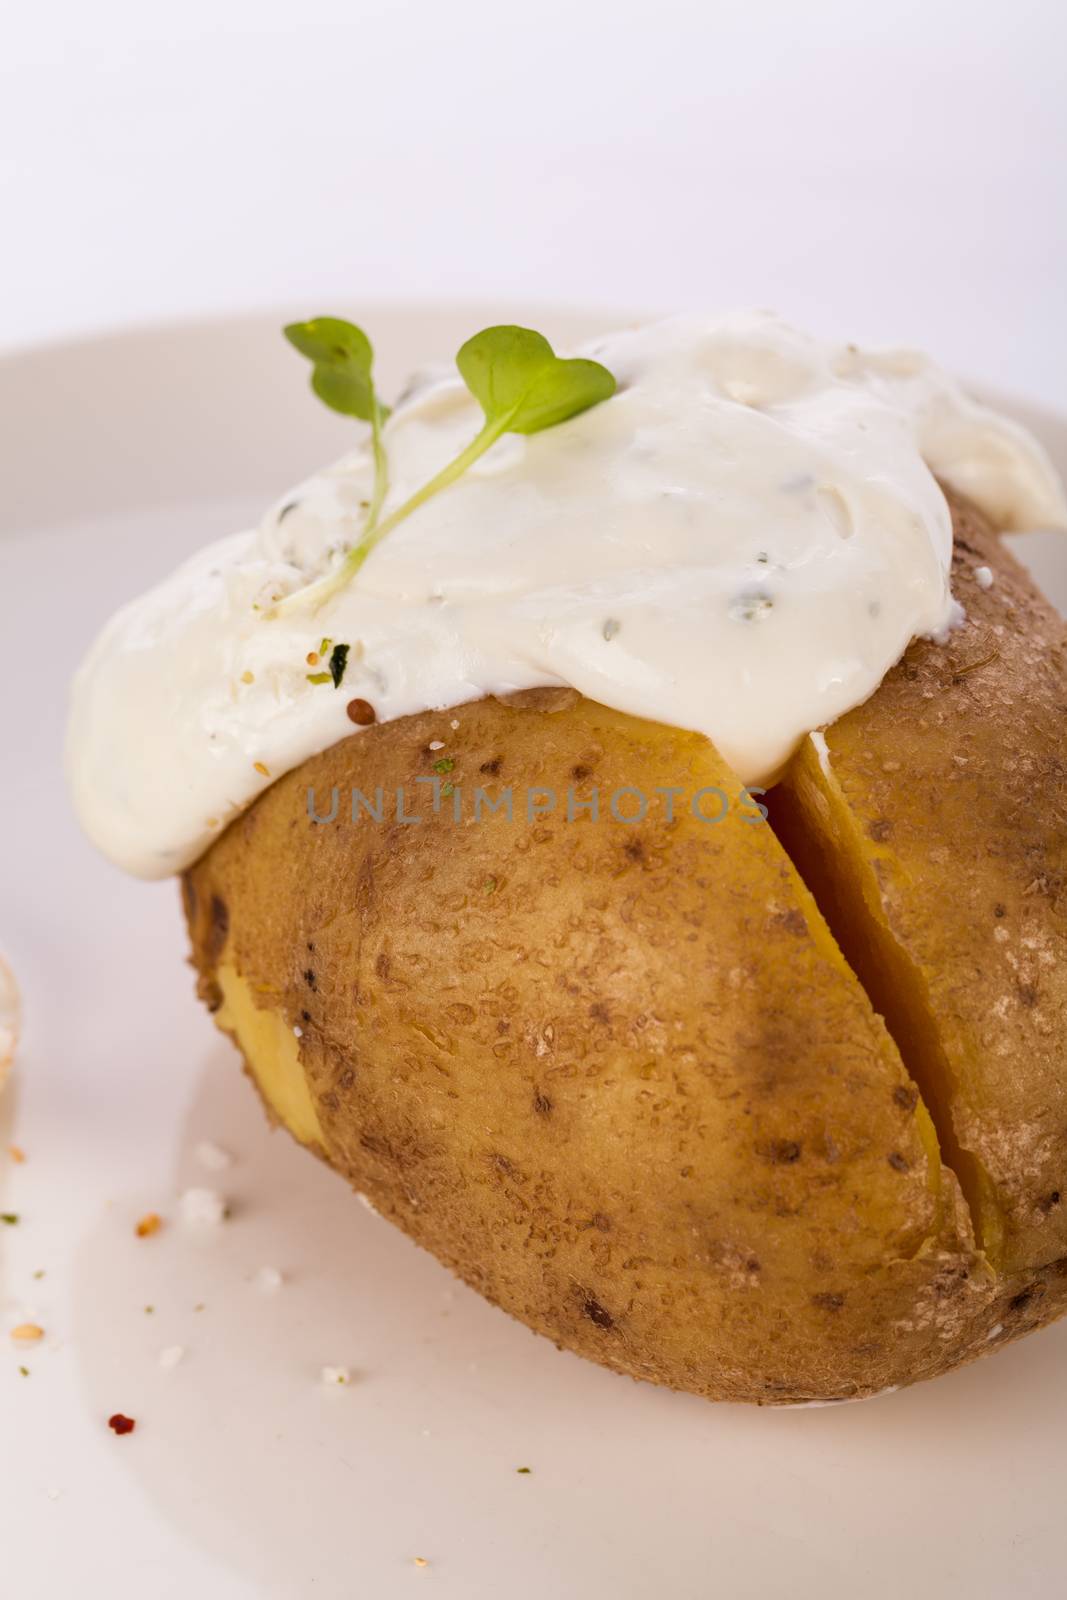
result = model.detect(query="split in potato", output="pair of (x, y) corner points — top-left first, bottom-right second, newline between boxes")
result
(184, 493), (1067, 1403)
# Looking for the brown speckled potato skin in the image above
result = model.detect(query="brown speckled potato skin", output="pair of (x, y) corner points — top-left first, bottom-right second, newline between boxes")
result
(775, 492), (1067, 1279)
(184, 496), (1067, 1404)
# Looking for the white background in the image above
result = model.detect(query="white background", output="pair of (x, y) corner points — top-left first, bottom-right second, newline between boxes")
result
(2, 0), (1065, 402)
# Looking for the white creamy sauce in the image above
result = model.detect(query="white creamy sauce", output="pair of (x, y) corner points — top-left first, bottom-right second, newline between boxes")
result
(67, 312), (1067, 878)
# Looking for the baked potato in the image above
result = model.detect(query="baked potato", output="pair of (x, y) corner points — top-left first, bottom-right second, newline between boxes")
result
(183, 489), (1067, 1405)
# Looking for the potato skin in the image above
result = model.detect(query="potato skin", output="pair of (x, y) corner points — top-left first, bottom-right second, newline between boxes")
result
(183, 497), (1067, 1403)
(776, 492), (1067, 1279)
(185, 677), (1057, 1405)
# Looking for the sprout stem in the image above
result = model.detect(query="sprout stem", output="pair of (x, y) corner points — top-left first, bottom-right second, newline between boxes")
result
(273, 412), (512, 616)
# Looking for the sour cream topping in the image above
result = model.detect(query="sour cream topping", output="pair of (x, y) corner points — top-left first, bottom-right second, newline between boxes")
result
(68, 312), (1067, 878)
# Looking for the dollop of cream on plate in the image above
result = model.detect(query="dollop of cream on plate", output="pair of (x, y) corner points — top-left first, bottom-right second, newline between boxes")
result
(67, 312), (1067, 878)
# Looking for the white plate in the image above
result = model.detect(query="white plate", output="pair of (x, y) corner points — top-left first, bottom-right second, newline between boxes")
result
(2, 307), (1066, 1600)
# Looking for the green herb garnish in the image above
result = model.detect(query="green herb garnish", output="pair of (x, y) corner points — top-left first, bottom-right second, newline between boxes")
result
(0, 1213), (18, 1226)
(276, 323), (615, 611)
(458, 327), (615, 436)
(18, 1366), (29, 1377)
(432, 757), (455, 774)
(328, 642), (349, 688)
(305, 643), (349, 688)
(284, 318), (389, 533)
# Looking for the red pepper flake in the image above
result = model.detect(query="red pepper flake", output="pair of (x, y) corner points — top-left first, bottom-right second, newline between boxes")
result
(135, 1212), (163, 1239)
(346, 698), (377, 726)
(108, 1413), (136, 1435)
(8, 1145), (26, 1163)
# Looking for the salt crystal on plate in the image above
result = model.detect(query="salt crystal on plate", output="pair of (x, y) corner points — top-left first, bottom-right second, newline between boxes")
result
(180, 1187), (226, 1225)
(255, 1266), (283, 1292)
(159, 1345), (185, 1369)
(195, 1141), (232, 1172)
(321, 1366), (351, 1386)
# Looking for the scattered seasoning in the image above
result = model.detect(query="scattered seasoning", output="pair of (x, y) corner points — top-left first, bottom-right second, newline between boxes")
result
(305, 652), (320, 667)
(135, 1212), (163, 1239)
(255, 1266), (283, 1293)
(18, 1365), (29, 1377)
(328, 642), (350, 688)
(483, 877), (497, 894)
(432, 757), (454, 775)
(240, 670), (255, 685)
(602, 617), (621, 641)
(442, 782), (454, 798)
(144, 1306), (155, 1315)
(975, 565), (995, 590)
(428, 740), (445, 751)
(108, 1413), (136, 1436)
(180, 1187), (226, 1225)
(516, 1466), (532, 1474)
(321, 1365), (351, 1386)
(346, 697), (376, 726)
(413, 1558), (428, 1569)
(11, 1324), (44, 1344)
(319, 637), (333, 658)
(450, 719), (460, 729)
(1, 1212), (19, 1226)
(306, 671), (332, 686)
(253, 761), (270, 778)
(32, 1270), (45, 1280)
(159, 1345), (185, 1370)
(8, 1145), (25, 1163)
(729, 588), (774, 623)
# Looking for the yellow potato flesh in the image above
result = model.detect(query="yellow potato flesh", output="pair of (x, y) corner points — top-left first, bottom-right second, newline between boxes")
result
(216, 964), (324, 1148)
(181, 495), (1067, 1401)
(774, 492), (1067, 1276)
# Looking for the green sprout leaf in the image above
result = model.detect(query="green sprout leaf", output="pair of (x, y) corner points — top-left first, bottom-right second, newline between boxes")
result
(456, 326), (616, 435)
(280, 318), (390, 608)
(279, 325), (616, 613)
(283, 318), (384, 424)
